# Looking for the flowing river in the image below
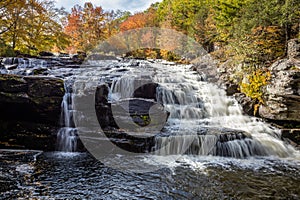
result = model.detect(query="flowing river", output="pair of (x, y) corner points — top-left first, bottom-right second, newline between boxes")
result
(0, 58), (300, 199)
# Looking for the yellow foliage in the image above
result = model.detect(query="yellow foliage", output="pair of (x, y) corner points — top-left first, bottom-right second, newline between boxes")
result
(240, 68), (271, 114)
(241, 69), (271, 103)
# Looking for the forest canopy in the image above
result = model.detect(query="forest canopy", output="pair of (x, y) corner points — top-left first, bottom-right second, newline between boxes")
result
(0, 0), (299, 62)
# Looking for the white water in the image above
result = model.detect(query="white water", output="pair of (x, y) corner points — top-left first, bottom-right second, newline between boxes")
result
(151, 63), (296, 158)
(56, 60), (297, 158)
(56, 80), (77, 152)
(108, 61), (297, 158)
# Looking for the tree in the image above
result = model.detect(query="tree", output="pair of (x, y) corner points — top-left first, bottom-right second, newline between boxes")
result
(105, 10), (131, 37)
(0, 0), (69, 55)
(64, 2), (107, 53)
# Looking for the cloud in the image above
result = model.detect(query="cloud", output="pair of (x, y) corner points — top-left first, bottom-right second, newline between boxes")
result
(55, 0), (162, 13)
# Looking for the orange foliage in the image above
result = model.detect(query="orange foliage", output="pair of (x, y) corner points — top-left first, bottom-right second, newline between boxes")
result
(119, 13), (148, 32)
(64, 3), (106, 53)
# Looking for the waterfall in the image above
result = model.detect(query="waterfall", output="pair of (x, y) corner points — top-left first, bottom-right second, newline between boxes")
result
(53, 60), (296, 158)
(56, 79), (77, 152)
(151, 63), (296, 158)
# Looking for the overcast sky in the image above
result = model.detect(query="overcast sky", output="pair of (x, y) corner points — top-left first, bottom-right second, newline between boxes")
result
(55, 0), (162, 13)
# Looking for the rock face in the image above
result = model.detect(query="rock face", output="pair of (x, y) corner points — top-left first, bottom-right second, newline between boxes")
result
(259, 39), (300, 124)
(288, 39), (300, 60)
(0, 74), (65, 150)
(191, 54), (219, 82)
(259, 58), (300, 123)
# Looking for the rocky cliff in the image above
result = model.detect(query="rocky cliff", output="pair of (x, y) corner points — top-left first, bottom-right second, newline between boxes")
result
(259, 39), (300, 125)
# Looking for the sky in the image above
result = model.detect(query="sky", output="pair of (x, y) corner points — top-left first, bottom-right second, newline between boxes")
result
(55, 0), (162, 13)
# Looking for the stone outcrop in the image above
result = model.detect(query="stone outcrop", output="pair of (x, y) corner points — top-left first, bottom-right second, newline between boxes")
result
(0, 74), (65, 150)
(288, 39), (300, 60)
(259, 57), (300, 123)
(191, 54), (219, 82)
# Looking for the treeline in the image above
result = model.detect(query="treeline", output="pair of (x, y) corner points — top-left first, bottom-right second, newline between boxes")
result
(1, 0), (299, 62)
(63, 2), (130, 53)
(0, 0), (68, 56)
(119, 0), (299, 64)
(0, 0), (130, 56)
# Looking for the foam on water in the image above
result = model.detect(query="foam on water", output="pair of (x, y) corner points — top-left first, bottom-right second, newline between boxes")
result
(56, 60), (298, 160)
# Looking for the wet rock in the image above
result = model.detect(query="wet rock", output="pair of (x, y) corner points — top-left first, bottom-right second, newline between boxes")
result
(2, 57), (19, 65)
(5, 64), (18, 70)
(30, 67), (49, 75)
(0, 120), (58, 151)
(0, 74), (64, 124)
(281, 129), (300, 149)
(111, 98), (169, 130)
(0, 74), (65, 150)
(39, 51), (54, 57)
(0, 74), (28, 92)
(2, 57), (18, 70)
(234, 93), (257, 116)
(133, 82), (158, 100)
(95, 84), (114, 129)
(24, 76), (64, 98)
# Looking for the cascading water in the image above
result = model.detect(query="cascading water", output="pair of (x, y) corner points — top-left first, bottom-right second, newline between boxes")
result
(108, 61), (296, 158)
(151, 63), (296, 158)
(54, 59), (296, 158)
(2, 59), (300, 199)
(56, 78), (77, 152)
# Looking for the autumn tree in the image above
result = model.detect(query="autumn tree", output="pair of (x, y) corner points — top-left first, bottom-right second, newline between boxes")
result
(0, 0), (68, 55)
(105, 10), (131, 37)
(64, 2), (107, 53)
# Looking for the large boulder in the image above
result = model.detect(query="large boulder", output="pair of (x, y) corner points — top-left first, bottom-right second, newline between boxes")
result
(0, 74), (65, 150)
(0, 74), (64, 124)
(281, 129), (300, 149)
(191, 54), (219, 82)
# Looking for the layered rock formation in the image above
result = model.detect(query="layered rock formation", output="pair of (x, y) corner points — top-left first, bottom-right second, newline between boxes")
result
(0, 74), (65, 150)
(259, 39), (300, 125)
